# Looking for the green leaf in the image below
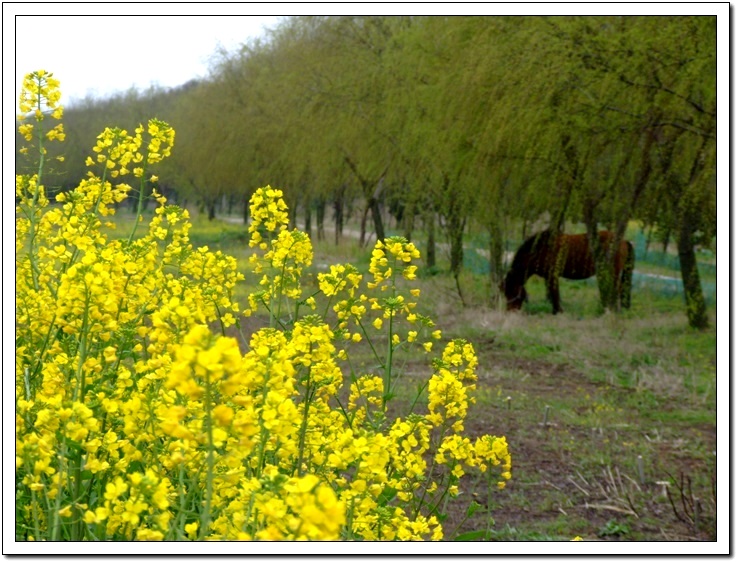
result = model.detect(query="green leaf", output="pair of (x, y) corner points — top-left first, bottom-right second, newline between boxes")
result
(127, 460), (146, 475)
(56, 431), (84, 459)
(466, 500), (483, 518)
(453, 529), (491, 541)
(376, 486), (397, 506)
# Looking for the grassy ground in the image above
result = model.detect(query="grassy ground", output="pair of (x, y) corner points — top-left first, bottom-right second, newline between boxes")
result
(111, 210), (719, 541)
(429, 301), (716, 541)
(362, 260), (717, 540)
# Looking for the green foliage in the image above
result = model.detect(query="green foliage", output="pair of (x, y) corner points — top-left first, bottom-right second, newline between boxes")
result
(598, 519), (631, 538)
(53, 15), (718, 326)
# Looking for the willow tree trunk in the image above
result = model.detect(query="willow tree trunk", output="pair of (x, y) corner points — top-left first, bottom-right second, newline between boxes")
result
(359, 207), (368, 247)
(402, 203), (414, 241)
(316, 198), (325, 241)
(583, 206), (619, 312)
(447, 207), (466, 306)
(677, 213), (709, 329)
(369, 197), (385, 244)
(333, 190), (344, 246)
(368, 177), (386, 244)
(425, 211), (436, 269)
(674, 131), (712, 329)
(343, 156), (389, 248)
(304, 201), (312, 238)
(487, 220), (505, 304)
(585, 126), (653, 312)
(448, 214), (465, 279)
(289, 201), (298, 230)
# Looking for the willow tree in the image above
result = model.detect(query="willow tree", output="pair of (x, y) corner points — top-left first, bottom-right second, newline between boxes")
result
(618, 16), (715, 329)
(309, 16), (408, 247)
(439, 17), (562, 297)
(214, 17), (396, 242)
(376, 16), (493, 297)
(208, 34), (309, 221)
(368, 17), (446, 267)
(540, 16), (716, 325)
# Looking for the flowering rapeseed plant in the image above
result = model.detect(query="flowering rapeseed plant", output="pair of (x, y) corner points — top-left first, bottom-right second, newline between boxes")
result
(15, 71), (510, 541)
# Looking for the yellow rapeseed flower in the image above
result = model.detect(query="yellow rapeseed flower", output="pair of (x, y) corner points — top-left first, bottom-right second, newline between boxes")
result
(15, 77), (511, 541)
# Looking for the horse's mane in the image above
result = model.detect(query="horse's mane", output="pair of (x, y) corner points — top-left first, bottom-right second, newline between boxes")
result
(509, 229), (554, 272)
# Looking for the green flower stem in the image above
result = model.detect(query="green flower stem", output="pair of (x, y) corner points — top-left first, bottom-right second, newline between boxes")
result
(71, 456), (83, 540)
(200, 372), (215, 539)
(274, 248), (292, 325)
(383, 311), (394, 409)
(214, 303), (227, 337)
(413, 455), (439, 519)
(26, 80), (47, 291)
(485, 468), (495, 536)
(345, 498), (355, 539)
(126, 170), (148, 245)
(255, 374), (272, 475)
(296, 377), (312, 477)
(259, 298), (288, 331)
(30, 487), (41, 541)
(23, 368), (31, 402)
(73, 292), (91, 401)
(406, 379), (430, 416)
(49, 442), (67, 541)
(333, 393), (353, 429)
(356, 318), (383, 368)
(382, 265), (398, 409)
(174, 457), (189, 540)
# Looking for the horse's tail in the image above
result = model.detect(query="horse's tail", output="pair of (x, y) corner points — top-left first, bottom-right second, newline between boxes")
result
(621, 240), (635, 309)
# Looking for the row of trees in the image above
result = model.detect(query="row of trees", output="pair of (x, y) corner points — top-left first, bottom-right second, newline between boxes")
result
(20, 16), (717, 327)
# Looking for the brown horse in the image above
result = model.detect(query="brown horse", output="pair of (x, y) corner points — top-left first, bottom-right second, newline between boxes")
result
(502, 230), (634, 314)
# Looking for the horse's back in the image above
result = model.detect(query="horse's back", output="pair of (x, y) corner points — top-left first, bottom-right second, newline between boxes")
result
(561, 231), (631, 280)
(561, 233), (596, 280)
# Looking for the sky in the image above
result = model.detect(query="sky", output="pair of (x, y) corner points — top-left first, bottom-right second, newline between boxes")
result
(7, 5), (728, 107)
(12, 14), (282, 105)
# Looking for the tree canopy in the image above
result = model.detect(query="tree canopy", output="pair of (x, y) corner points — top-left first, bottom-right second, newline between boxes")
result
(34, 15), (718, 327)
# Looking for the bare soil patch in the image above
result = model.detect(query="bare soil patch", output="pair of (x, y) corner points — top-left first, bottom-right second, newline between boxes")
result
(443, 343), (717, 541)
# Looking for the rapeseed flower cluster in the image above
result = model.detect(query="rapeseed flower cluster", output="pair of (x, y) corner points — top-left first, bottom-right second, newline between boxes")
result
(16, 71), (510, 542)
(17, 70), (64, 156)
(246, 186), (314, 323)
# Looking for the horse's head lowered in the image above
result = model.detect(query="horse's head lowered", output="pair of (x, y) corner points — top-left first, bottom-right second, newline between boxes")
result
(501, 273), (527, 311)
